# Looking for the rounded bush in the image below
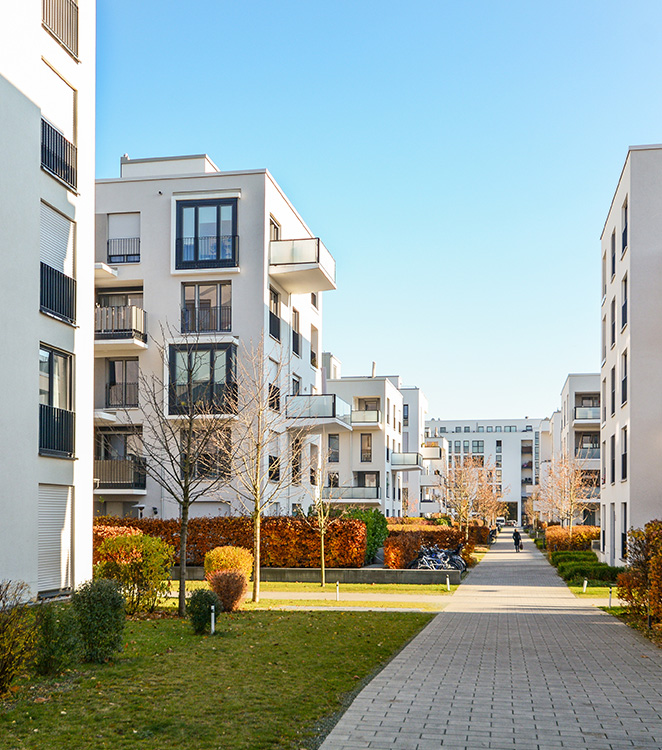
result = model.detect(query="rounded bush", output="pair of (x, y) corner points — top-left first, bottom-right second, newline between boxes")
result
(187, 589), (221, 635)
(71, 579), (125, 663)
(207, 570), (248, 613)
(204, 546), (253, 581)
(34, 602), (82, 675)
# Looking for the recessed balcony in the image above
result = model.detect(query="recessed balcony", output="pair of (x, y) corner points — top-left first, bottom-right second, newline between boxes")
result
(95, 305), (148, 355)
(573, 406), (600, 423)
(391, 452), (424, 471)
(351, 409), (382, 428)
(285, 394), (352, 432)
(420, 472), (443, 487)
(320, 486), (380, 504)
(269, 238), (336, 293)
(94, 457), (147, 494)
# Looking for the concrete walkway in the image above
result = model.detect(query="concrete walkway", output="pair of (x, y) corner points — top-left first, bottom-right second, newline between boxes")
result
(320, 530), (662, 750)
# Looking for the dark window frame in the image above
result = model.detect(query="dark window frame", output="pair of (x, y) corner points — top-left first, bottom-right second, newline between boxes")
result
(168, 343), (237, 415)
(175, 198), (238, 269)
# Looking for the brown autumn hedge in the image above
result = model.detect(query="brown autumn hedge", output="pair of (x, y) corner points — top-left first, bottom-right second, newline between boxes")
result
(545, 525), (600, 552)
(387, 523), (489, 545)
(384, 527), (473, 569)
(94, 516), (366, 568)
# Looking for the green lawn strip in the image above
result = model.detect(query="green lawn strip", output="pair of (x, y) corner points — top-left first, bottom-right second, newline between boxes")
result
(568, 584), (619, 599)
(0, 611), (432, 750)
(241, 599), (446, 612)
(171, 580), (457, 596)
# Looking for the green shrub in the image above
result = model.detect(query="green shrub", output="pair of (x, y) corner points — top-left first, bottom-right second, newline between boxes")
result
(345, 509), (388, 563)
(71, 579), (125, 663)
(550, 550), (598, 567)
(96, 534), (175, 614)
(557, 561), (625, 583)
(187, 589), (221, 635)
(204, 546), (253, 580)
(34, 602), (82, 675)
(0, 581), (36, 696)
(207, 570), (248, 613)
(534, 538), (545, 550)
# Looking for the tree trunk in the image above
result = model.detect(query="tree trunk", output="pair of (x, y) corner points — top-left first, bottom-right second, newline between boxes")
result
(252, 511), (261, 603)
(320, 528), (326, 588)
(178, 501), (190, 617)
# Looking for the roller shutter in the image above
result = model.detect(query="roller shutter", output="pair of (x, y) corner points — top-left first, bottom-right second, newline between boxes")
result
(40, 202), (74, 276)
(38, 484), (73, 594)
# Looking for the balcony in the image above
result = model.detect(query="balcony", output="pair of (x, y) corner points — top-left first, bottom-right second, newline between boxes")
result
(574, 406), (600, 422)
(40, 263), (76, 324)
(168, 382), (238, 417)
(94, 457), (147, 493)
(41, 119), (76, 191)
(421, 446), (442, 460)
(181, 305), (231, 334)
(39, 403), (74, 458)
(105, 382), (139, 409)
(576, 447), (600, 460)
(175, 236), (239, 270)
(321, 486), (381, 504)
(95, 306), (148, 355)
(391, 452), (424, 471)
(351, 409), (382, 427)
(285, 394), (352, 432)
(420, 472), (443, 487)
(42, 0), (78, 57)
(107, 238), (140, 264)
(269, 238), (336, 293)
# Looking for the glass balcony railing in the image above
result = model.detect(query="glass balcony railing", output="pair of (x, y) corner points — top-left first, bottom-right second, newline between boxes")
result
(351, 409), (381, 424)
(285, 394), (351, 424)
(391, 452), (424, 469)
(269, 238), (336, 283)
(321, 486), (380, 501)
(576, 447), (600, 460)
(574, 407), (600, 420)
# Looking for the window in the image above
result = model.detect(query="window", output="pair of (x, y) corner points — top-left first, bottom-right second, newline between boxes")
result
(268, 383), (280, 411)
(487, 426), (493, 432)
(269, 455), (280, 482)
(454, 426), (461, 433)
(495, 426), (502, 432)
(611, 231), (616, 277)
(403, 404), (409, 427)
(328, 434), (339, 463)
(463, 440), (469, 453)
(327, 472), (339, 488)
(622, 199), (628, 253)
(602, 252), (607, 299)
(621, 275), (628, 328)
(107, 213), (140, 263)
(39, 345), (73, 457)
(40, 63), (76, 190)
(386, 399), (390, 424)
(610, 434), (615, 484)
(602, 379), (607, 423)
(175, 198), (238, 269)
(621, 427), (627, 481)
(472, 440), (484, 453)
(292, 309), (300, 356)
(621, 351), (627, 405)
(610, 298), (616, 347)
(464, 426), (470, 432)
(106, 358), (139, 408)
(440, 426), (447, 433)
(361, 433), (372, 462)
(601, 315), (607, 362)
(269, 288), (280, 341)
(602, 441), (606, 485)
(292, 435), (302, 485)
(454, 441), (461, 453)
(292, 375), (301, 396)
(181, 281), (231, 333)
(269, 217), (280, 241)
(496, 440), (502, 452)
(310, 325), (319, 368)
(477, 426), (484, 433)
(311, 292), (318, 308)
(610, 366), (615, 416)
(168, 343), (236, 415)
(309, 444), (318, 485)
(182, 426), (231, 481)
(40, 202), (76, 324)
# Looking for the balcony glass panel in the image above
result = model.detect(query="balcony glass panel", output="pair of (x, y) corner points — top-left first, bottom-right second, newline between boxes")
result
(321, 486), (380, 501)
(391, 452), (423, 468)
(269, 238), (336, 283)
(285, 394), (351, 424)
(352, 410), (381, 423)
(575, 447), (600, 460)
(574, 407), (600, 420)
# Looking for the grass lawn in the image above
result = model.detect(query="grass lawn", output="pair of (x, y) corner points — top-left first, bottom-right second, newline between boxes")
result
(569, 584), (620, 599)
(0, 610), (432, 750)
(240, 599), (446, 611)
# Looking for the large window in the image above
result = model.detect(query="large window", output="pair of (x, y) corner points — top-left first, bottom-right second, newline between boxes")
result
(328, 434), (339, 463)
(182, 282), (231, 333)
(181, 426), (231, 481)
(175, 199), (238, 269)
(39, 345), (73, 457)
(169, 343), (236, 415)
(361, 433), (372, 462)
(106, 358), (139, 408)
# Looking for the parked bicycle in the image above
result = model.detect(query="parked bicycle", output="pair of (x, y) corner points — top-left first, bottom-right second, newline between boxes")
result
(407, 543), (466, 572)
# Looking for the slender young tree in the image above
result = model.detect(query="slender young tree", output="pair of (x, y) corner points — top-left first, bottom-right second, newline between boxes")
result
(474, 461), (508, 527)
(537, 453), (598, 533)
(445, 454), (482, 540)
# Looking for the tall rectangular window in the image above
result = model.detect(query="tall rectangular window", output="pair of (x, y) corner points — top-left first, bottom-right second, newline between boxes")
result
(610, 298), (616, 347)
(611, 231), (616, 277)
(175, 199), (238, 269)
(182, 281), (231, 333)
(106, 358), (139, 408)
(601, 315), (606, 362)
(291, 435), (302, 485)
(292, 309), (300, 356)
(622, 199), (628, 252)
(610, 434), (615, 485)
(40, 203), (76, 324)
(328, 434), (339, 463)
(361, 433), (372, 462)
(403, 404), (409, 426)
(621, 427), (627, 481)
(621, 351), (627, 405)
(601, 440), (606, 485)
(621, 275), (628, 328)
(610, 367), (615, 416)
(107, 213), (140, 263)
(292, 375), (301, 395)
(602, 252), (607, 299)
(169, 343), (236, 415)
(269, 217), (280, 241)
(269, 288), (280, 341)
(39, 345), (74, 457)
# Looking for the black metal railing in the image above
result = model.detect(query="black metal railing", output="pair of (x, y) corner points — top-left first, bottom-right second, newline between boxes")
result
(94, 457), (147, 490)
(42, 0), (78, 57)
(181, 305), (231, 333)
(107, 238), (140, 264)
(40, 262), (76, 324)
(95, 306), (147, 342)
(292, 330), (300, 356)
(39, 403), (74, 457)
(175, 236), (239, 269)
(269, 312), (280, 341)
(169, 382), (238, 416)
(105, 382), (139, 408)
(41, 119), (77, 191)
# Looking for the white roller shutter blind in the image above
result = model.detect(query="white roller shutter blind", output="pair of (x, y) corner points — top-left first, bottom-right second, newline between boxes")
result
(40, 62), (75, 142)
(108, 212), (140, 239)
(40, 202), (74, 276)
(38, 484), (73, 594)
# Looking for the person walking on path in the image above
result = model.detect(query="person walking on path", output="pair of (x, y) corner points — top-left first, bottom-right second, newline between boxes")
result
(512, 528), (521, 552)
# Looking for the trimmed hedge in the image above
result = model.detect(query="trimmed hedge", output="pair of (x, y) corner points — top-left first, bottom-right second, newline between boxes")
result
(345, 509), (388, 563)
(556, 561), (625, 583)
(549, 550), (598, 566)
(545, 525), (600, 551)
(387, 523), (489, 546)
(92, 524), (142, 565)
(94, 516), (366, 568)
(617, 519), (662, 623)
(384, 528), (474, 569)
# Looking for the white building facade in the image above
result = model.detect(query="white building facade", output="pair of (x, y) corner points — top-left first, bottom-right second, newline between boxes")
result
(599, 145), (662, 565)
(0, 0), (95, 596)
(94, 155), (335, 519)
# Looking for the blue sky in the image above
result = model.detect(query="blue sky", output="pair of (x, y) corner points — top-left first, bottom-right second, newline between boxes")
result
(96, 1), (662, 420)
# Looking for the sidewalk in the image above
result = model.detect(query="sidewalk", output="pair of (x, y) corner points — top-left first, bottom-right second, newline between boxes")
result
(320, 530), (662, 750)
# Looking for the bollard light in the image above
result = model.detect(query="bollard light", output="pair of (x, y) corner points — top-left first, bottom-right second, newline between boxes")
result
(336, 581), (339, 602)
(583, 578), (588, 593)
(609, 585), (612, 608)
(446, 574), (450, 591)
(211, 604), (215, 635)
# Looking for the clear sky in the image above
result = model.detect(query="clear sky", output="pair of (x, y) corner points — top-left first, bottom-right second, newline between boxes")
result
(96, 0), (662, 420)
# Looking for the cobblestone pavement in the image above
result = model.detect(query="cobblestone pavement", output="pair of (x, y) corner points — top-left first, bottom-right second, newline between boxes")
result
(319, 531), (662, 750)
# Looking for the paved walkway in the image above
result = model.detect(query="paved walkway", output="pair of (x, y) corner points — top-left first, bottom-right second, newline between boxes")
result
(320, 530), (662, 750)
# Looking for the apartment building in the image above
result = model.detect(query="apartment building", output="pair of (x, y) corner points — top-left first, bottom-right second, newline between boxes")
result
(0, 0), (95, 596)
(425, 418), (544, 524)
(599, 145), (662, 565)
(94, 154), (335, 518)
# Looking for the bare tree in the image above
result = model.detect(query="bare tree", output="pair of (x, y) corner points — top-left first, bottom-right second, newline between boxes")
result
(474, 461), (508, 527)
(229, 339), (309, 603)
(537, 454), (598, 533)
(133, 326), (237, 617)
(445, 454), (482, 540)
